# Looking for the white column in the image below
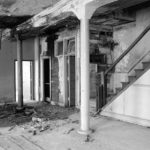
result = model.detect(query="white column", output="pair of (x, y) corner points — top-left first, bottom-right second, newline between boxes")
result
(78, 8), (90, 135)
(16, 35), (23, 108)
(34, 36), (40, 101)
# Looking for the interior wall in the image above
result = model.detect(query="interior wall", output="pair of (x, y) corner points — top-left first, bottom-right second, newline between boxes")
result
(0, 38), (34, 103)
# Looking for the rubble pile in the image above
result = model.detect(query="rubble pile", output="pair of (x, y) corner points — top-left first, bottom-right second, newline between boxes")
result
(0, 102), (79, 135)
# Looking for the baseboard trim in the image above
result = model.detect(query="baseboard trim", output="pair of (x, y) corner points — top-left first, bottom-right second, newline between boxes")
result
(101, 111), (150, 127)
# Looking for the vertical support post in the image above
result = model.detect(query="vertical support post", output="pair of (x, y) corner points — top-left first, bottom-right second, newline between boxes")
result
(34, 36), (40, 101)
(101, 72), (106, 107)
(16, 35), (23, 108)
(78, 7), (90, 135)
(103, 73), (107, 106)
(40, 58), (44, 101)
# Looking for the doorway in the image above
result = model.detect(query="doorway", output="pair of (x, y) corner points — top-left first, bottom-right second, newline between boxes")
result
(66, 56), (76, 107)
(43, 58), (51, 102)
(15, 61), (34, 102)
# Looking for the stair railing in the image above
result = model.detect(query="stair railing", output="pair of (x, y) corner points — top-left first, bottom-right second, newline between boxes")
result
(102, 24), (150, 105)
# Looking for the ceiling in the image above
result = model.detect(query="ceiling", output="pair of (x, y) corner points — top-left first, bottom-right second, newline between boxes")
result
(0, 0), (60, 28)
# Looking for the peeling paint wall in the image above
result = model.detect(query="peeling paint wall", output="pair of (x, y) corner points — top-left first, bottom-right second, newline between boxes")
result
(58, 56), (64, 104)
(0, 38), (34, 103)
(56, 28), (79, 106)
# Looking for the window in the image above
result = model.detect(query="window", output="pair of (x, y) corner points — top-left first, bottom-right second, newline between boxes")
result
(55, 37), (76, 56)
(67, 38), (75, 54)
(55, 40), (63, 56)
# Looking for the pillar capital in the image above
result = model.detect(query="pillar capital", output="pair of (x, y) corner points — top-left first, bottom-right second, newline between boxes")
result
(69, 0), (103, 20)
(71, 4), (95, 20)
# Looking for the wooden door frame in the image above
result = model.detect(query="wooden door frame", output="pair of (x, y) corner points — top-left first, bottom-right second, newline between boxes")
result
(64, 55), (76, 107)
(40, 56), (51, 102)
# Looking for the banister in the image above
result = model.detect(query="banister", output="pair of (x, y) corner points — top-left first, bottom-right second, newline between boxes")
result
(105, 24), (150, 75)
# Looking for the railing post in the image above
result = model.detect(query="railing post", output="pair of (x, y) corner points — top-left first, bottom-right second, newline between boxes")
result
(101, 72), (107, 107)
(96, 72), (107, 112)
(103, 73), (107, 106)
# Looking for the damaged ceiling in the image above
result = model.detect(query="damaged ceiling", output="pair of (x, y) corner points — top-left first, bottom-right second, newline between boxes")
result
(0, 0), (60, 28)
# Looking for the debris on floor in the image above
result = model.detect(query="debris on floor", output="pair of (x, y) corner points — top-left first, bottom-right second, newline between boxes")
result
(64, 128), (75, 134)
(84, 135), (95, 143)
(0, 102), (79, 135)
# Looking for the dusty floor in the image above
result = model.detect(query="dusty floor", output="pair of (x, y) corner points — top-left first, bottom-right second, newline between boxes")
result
(0, 102), (150, 150)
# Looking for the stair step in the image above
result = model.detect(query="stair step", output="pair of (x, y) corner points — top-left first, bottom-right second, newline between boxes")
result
(107, 94), (116, 102)
(142, 62), (150, 69)
(121, 82), (129, 88)
(128, 75), (136, 82)
(115, 87), (122, 93)
(134, 69), (144, 76)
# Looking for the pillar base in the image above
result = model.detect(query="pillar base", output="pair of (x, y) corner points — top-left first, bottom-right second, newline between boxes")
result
(77, 129), (92, 135)
(15, 106), (25, 113)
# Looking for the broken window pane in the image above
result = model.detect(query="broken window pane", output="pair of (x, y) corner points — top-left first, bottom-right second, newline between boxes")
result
(67, 39), (75, 54)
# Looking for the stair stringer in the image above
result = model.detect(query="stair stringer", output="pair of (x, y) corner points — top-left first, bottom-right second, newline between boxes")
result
(101, 68), (150, 126)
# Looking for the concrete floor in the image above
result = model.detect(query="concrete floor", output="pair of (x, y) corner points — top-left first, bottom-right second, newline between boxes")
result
(0, 112), (150, 150)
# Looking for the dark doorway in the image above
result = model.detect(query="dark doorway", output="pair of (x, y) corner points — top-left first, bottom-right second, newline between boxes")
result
(44, 58), (50, 101)
(67, 56), (75, 107)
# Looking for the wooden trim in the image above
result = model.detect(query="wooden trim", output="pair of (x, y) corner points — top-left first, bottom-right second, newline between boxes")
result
(41, 57), (51, 101)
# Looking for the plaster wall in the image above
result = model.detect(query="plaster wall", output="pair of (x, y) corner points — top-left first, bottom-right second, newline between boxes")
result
(0, 38), (34, 103)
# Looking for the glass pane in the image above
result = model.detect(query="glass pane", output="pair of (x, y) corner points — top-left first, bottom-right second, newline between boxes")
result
(57, 41), (63, 56)
(67, 39), (75, 54)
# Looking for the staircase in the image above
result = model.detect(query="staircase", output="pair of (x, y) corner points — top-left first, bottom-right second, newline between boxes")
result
(98, 24), (150, 111)
(105, 59), (150, 108)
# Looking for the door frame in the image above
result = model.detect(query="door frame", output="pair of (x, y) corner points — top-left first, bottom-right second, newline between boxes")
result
(64, 55), (76, 107)
(14, 60), (34, 102)
(63, 36), (76, 107)
(40, 56), (51, 102)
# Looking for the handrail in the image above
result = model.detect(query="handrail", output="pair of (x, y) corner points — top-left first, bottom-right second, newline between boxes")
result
(105, 24), (150, 75)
